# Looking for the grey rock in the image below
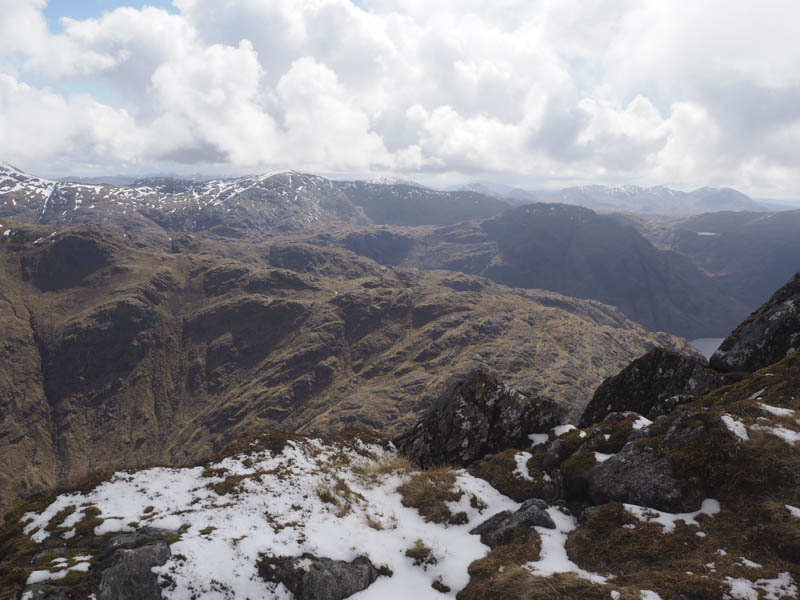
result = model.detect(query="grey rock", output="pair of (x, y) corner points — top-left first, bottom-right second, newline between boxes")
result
(258, 554), (380, 600)
(395, 369), (565, 467)
(470, 498), (556, 547)
(711, 272), (800, 372)
(16, 584), (70, 600)
(585, 443), (685, 511)
(541, 439), (574, 471)
(96, 541), (171, 600)
(579, 348), (730, 427)
(662, 412), (708, 450)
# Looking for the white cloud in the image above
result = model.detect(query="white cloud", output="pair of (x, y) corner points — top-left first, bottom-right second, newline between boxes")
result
(0, 0), (799, 197)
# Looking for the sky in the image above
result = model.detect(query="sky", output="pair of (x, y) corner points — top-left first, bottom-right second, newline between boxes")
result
(1, 1), (799, 198)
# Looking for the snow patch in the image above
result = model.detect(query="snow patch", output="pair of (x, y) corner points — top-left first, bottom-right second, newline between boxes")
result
(624, 499), (721, 533)
(725, 572), (797, 600)
(513, 452), (534, 481)
(722, 414), (749, 441)
(526, 506), (607, 583)
(632, 416), (652, 430)
(528, 433), (549, 446)
(759, 403), (796, 417)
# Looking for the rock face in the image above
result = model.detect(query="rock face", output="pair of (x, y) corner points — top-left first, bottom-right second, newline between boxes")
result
(96, 542), (171, 600)
(579, 348), (730, 427)
(710, 272), (800, 372)
(470, 498), (555, 547)
(258, 554), (380, 600)
(395, 370), (565, 467)
(585, 443), (685, 511)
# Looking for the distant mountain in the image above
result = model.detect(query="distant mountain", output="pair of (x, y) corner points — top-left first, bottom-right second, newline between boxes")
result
(364, 202), (751, 338)
(527, 184), (768, 217)
(58, 174), (140, 186)
(335, 180), (511, 226)
(0, 165), (510, 232)
(643, 210), (800, 310)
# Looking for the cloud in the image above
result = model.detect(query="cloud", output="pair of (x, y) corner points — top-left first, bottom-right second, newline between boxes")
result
(0, 0), (799, 197)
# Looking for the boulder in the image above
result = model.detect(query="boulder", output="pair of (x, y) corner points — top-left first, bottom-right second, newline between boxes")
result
(470, 498), (556, 547)
(394, 369), (565, 467)
(96, 541), (171, 600)
(585, 443), (685, 511)
(710, 272), (800, 372)
(258, 554), (380, 600)
(579, 348), (729, 427)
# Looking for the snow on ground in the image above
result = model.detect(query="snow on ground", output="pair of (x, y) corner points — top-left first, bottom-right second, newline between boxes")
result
(632, 416), (653, 430)
(528, 433), (549, 446)
(722, 414), (750, 441)
(751, 424), (800, 445)
(552, 424), (577, 436)
(623, 499), (720, 533)
(513, 451), (534, 481)
(759, 403), (796, 418)
(725, 572), (797, 600)
(23, 438), (520, 599)
(526, 506), (607, 584)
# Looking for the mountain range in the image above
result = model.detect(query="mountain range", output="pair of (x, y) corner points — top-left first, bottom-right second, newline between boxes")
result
(7, 164), (800, 341)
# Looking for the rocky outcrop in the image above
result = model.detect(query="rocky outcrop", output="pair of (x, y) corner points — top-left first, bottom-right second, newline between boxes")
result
(258, 554), (381, 600)
(394, 370), (565, 467)
(710, 272), (800, 372)
(96, 541), (171, 600)
(585, 443), (685, 511)
(470, 498), (555, 547)
(579, 348), (730, 427)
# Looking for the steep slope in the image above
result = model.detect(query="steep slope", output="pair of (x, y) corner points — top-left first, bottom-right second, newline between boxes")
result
(0, 223), (689, 512)
(399, 204), (748, 338)
(710, 272), (800, 372)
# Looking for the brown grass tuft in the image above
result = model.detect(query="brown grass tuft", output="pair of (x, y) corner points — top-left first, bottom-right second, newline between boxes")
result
(397, 467), (464, 524)
(405, 539), (437, 567)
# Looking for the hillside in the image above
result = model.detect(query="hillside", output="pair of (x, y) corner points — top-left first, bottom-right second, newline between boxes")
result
(3, 277), (799, 598)
(0, 165), (761, 340)
(0, 222), (687, 513)
(390, 204), (748, 338)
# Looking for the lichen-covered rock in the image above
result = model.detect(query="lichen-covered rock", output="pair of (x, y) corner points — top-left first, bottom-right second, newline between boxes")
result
(258, 554), (380, 600)
(579, 348), (729, 427)
(585, 443), (685, 511)
(470, 498), (556, 547)
(96, 541), (171, 600)
(710, 272), (800, 372)
(394, 369), (565, 467)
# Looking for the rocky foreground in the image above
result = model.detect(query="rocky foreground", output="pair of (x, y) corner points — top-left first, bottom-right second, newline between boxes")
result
(2, 272), (800, 599)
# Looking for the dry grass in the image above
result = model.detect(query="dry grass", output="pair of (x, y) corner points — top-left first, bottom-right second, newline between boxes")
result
(355, 454), (414, 481)
(565, 499), (799, 600)
(405, 539), (437, 567)
(397, 467), (466, 524)
(460, 568), (623, 600)
(469, 448), (549, 502)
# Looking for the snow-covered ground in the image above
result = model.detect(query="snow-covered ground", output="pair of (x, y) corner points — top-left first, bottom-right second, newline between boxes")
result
(24, 438), (520, 599)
